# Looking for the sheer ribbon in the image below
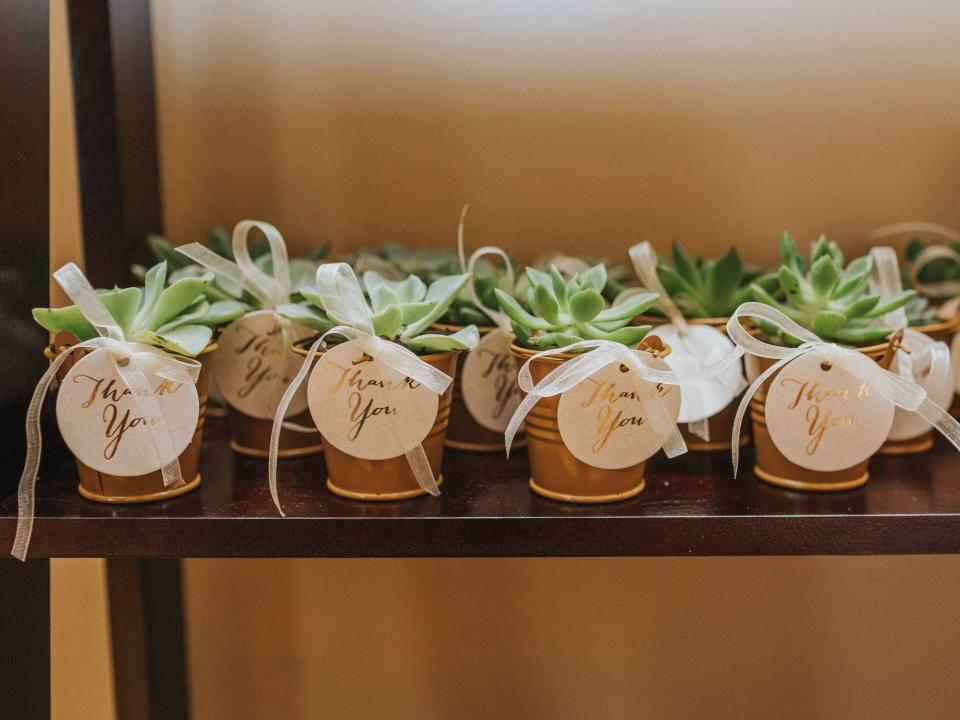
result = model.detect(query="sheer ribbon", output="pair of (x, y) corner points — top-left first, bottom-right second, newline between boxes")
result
(503, 338), (746, 459)
(456, 204), (516, 334)
(628, 242), (747, 440)
(868, 222), (960, 298)
(725, 303), (960, 477)
(178, 220), (312, 425)
(12, 263), (201, 560)
(267, 263), (453, 515)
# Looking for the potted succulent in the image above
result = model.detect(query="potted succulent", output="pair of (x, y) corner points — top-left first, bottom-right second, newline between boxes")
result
(174, 221), (330, 459)
(627, 241), (778, 451)
(495, 263), (673, 503)
(744, 234), (915, 491)
(33, 261), (239, 502)
(277, 266), (479, 501)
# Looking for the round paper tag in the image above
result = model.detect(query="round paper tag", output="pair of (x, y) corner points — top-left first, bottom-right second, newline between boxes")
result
(651, 324), (744, 422)
(888, 334), (954, 441)
(55, 346), (199, 476)
(211, 310), (310, 419)
(765, 353), (895, 472)
(306, 339), (439, 460)
(557, 356), (681, 469)
(461, 329), (524, 432)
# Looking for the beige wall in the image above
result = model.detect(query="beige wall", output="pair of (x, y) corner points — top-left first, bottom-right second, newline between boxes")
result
(51, 2), (960, 719)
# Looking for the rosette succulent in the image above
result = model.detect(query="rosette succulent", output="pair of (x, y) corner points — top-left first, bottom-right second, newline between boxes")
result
(749, 233), (914, 345)
(650, 242), (778, 318)
(34, 262), (245, 356)
(495, 264), (659, 350)
(520, 253), (632, 302)
(278, 268), (480, 353)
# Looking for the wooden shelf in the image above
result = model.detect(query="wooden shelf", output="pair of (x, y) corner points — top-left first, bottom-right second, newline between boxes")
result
(2, 418), (960, 558)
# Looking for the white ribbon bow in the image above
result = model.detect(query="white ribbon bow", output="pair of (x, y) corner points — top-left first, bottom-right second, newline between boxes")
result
(725, 302), (960, 477)
(503, 337), (747, 458)
(12, 263), (201, 560)
(267, 263), (453, 515)
(456, 204), (516, 334)
(627, 241), (746, 441)
(869, 222), (960, 299)
(178, 220), (308, 421)
(869, 245), (952, 399)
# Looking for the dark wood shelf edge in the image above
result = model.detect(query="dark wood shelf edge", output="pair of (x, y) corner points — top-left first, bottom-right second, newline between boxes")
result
(5, 514), (959, 558)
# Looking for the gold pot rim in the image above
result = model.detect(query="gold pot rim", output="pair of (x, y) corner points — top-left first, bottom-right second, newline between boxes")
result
(431, 321), (496, 336)
(290, 335), (461, 363)
(508, 337), (672, 364)
(909, 313), (960, 337)
(633, 313), (730, 328)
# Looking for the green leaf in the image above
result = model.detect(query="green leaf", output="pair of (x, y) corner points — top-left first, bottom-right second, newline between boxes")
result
(525, 267), (554, 291)
(569, 288), (604, 322)
(147, 275), (212, 330)
(671, 241), (701, 288)
(812, 310), (847, 336)
(550, 267), (568, 309)
(532, 283), (560, 324)
(135, 262), (168, 330)
(576, 264), (608, 294)
(750, 283), (807, 324)
(368, 283), (401, 313)
(32, 305), (96, 340)
(863, 290), (915, 318)
(147, 234), (187, 269)
(905, 238), (925, 263)
(576, 324), (651, 347)
(402, 274), (472, 338)
(372, 305), (404, 338)
(840, 296), (879, 318)
(593, 292), (658, 322)
(132, 324), (213, 357)
(779, 232), (804, 274)
(101, 287), (143, 338)
(830, 323), (895, 345)
(809, 256), (841, 297)
(277, 302), (334, 332)
(403, 325), (480, 353)
(494, 289), (554, 331)
(529, 331), (582, 348)
(833, 269), (870, 299)
(704, 248), (742, 308)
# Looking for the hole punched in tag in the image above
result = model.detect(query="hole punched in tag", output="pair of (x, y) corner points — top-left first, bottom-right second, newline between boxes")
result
(820, 361), (832, 372)
(352, 353), (374, 366)
(619, 363), (630, 373)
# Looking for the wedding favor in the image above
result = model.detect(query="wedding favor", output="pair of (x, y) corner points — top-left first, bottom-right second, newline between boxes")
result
(497, 263), (742, 502)
(270, 263), (478, 508)
(177, 220), (325, 458)
(624, 241), (763, 450)
(12, 262), (230, 559)
(868, 247), (955, 454)
(734, 234), (960, 491)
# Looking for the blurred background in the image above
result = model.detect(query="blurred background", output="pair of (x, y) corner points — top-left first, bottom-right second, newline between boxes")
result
(50, 1), (960, 718)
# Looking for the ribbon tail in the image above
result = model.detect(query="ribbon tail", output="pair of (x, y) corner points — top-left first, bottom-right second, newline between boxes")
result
(917, 398), (960, 453)
(687, 418), (710, 442)
(404, 444), (440, 496)
(505, 392), (539, 457)
(268, 336), (324, 516)
(12, 347), (83, 561)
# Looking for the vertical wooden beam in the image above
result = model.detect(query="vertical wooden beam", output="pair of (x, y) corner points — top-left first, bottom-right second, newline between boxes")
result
(107, 559), (191, 720)
(0, 0), (53, 499)
(67, 0), (164, 286)
(0, 560), (51, 720)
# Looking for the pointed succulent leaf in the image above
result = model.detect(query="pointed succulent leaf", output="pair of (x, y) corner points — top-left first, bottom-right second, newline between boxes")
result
(532, 283), (560, 324)
(862, 290), (915, 318)
(830, 323), (895, 345)
(371, 305), (403, 338)
(839, 296), (879, 318)
(812, 310), (848, 336)
(592, 292), (659, 322)
(146, 234), (188, 270)
(494, 289), (554, 331)
(136, 262), (168, 329)
(576, 264), (608, 294)
(671, 241), (701, 288)
(528, 331), (582, 348)
(809, 256), (841, 297)
(750, 283), (806, 324)
(147, 274), (212, 330)
(132, 324), (212, 357)
(402, 274), (471, 339)
(368, 283), (401, 313)
(277, 302), (335, 332)
(404, 326), (480, 353)
(704, 248), (742, 308)
(550, 267), (568, 309)
(780, 232), (804, 274)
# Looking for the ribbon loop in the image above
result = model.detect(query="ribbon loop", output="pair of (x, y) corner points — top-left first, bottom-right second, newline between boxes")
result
(628, 242), (688, 333)
(868, 222), (960, 299)
(456, 204), (516, 333)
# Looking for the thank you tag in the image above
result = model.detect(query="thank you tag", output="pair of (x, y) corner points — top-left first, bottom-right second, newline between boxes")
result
(56, 346), (199, 476)
(888, 334), (954, 441)
(461, 329), (523, 432)
(306, 339), (438, 459)
(765, 353), (894, 471)
(557, 356), (681, 469)
(212, 310), (309, 419)
(651, 324), (743, 422)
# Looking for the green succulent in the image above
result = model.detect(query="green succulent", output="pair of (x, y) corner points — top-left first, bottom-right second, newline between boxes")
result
(278, 268), (480, 354)
(136, 226), (329, 306)
(651, 241), (778, 318)
(905, 236), (960, 300)
(749, 233), (914, 345)
(34, 262), (246, 356)
(519, 254), (632, 302)
(346, 244), (461, 284)
(494, 264), (659, 350)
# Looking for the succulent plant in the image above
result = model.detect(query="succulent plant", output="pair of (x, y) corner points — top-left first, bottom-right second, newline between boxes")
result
(278, 267), (480, 354)
(520, 253), (632, 302)
(649, 241), (779, 318)
(904, 236), (960, 300)
(749, 233), (914, 345)
(135, 227), (329, 306)
(34, 262), (246, 356)
(345, 245), (461, 284)
(494, 264), (659, 350)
